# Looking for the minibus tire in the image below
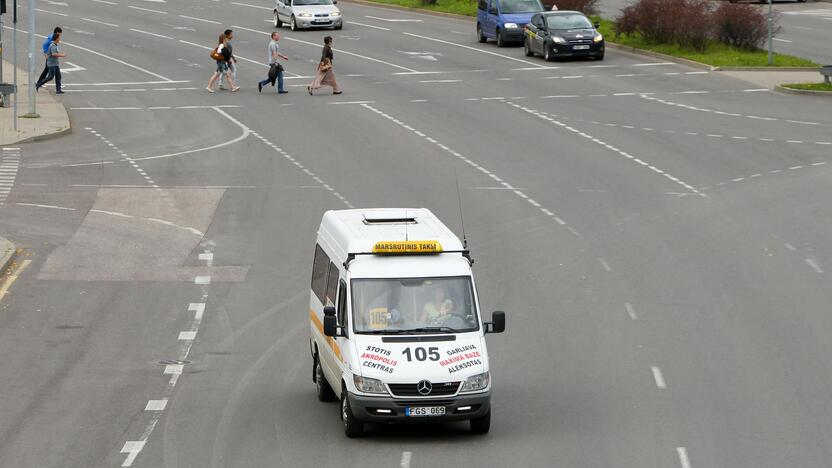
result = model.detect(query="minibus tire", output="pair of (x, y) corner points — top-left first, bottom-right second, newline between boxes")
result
(470, 410), (491, 434)
(315, 358), (336, 402)
(341, 392), (365, 438)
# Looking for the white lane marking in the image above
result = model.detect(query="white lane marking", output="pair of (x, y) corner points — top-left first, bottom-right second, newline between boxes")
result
(231, 1), (272, 9)
(361, 103), (578, 235)
(189, 303), (206, 320)
(677, 447), (692, 468)
(625, 303), (638, 320)
(786, 120), (819, 126)
(179, 14), (221, 24)
(194, 276), (211, 285)
(512, 104), (704, 197)
(652, 366), (667, 389)
(773, 37), (792, 43)
(805, 258), (824, 274)
(598, 257), (612, 272)
(403, 31), (543, 68)
(230, 25), (420, 73)
(81, 17), (118, 27)
(130, 28), (173, 40)
(121, 441), (146, 467)
(418, 79), (461, 83)
(15, 202), (76, 211)
(401, 451), (413, 468)
(92, 0), (117, 4)
(35, 8), (68, 16)
(785, 243), (797, 251)
(328, 100), (376, 105)
(145, 399), (168, 411)
(514, 66), (561, 71)
(127, 5), (167, 13)
(199, 252), (214, 265)
(179, 331), (197, 340)
(164, 364), (183, 375)
(632, 62), (675, 66)
(347, 21), (390, 30)
(3, 26), (173, 81)
(364, 15), (423, 22)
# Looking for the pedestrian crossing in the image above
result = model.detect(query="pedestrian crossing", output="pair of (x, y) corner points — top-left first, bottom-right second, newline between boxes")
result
(0, 148), (20, 206)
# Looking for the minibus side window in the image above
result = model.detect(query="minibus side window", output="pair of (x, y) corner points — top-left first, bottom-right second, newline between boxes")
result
(325, 262), (339, 306)
(337, 279), (347, 331)
(311, 244), (330, 304)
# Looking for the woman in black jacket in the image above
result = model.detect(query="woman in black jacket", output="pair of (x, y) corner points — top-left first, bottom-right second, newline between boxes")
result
(206, 33), (239, 92)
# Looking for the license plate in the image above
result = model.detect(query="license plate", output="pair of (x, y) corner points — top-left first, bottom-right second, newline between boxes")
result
(574, 45), (589, 50)
(312, 20), (330, 24)
(405, 406), (446, 417)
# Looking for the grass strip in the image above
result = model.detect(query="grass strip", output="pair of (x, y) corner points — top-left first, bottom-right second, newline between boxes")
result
(593, 18), (817, 68)
(781, 82), (832, 91)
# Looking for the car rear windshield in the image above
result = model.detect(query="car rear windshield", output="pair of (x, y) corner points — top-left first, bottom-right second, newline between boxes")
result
(546, 13), (592, 30)
(351, 276), (479, 334)
(501, 0), (543, 13)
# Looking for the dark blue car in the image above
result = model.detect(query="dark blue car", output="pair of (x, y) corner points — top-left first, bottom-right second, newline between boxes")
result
(477, 0), (544, 47)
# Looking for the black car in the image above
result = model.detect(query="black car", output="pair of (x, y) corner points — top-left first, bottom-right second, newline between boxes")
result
(523, 11), (605, 61)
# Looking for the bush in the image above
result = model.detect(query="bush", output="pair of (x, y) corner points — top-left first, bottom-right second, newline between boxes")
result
(713, 3), (776, 50)
(552, 0), (599, 16)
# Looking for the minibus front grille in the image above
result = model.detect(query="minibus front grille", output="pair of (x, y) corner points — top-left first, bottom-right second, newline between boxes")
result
(388, 382), (460, 397)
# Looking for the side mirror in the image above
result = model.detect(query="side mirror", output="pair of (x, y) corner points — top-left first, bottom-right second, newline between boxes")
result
(486, 311), (506, 334)
(594, 22), (600, 29)
(323, 306), (337, 337)
(489, 7), (497, 15)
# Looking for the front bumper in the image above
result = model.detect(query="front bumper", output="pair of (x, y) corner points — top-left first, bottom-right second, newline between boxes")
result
(501, 28), (525, 42)
(295, 16), (342, 28)
(348, 391), (491, 423)
(551, 42), (604, 57)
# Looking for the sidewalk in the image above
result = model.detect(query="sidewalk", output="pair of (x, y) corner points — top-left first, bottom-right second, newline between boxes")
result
(717, 70), (824, 89)
(0, 60), (71, 145)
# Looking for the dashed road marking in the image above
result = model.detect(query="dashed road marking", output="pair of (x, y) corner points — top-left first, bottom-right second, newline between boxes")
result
(144, 399), (168, 411)
(401, 451), (413, 468)
(677, 447), (692, 468)
(625, 303), (638, 320)
(598, 257), (612, 271)
(652, 366), (667, 389)
(194, 275), (211, 285)
(805, 258), (824, 274)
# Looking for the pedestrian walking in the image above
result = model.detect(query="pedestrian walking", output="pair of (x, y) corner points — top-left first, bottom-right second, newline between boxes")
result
(307, 36), (342, 95)
(258, 32), (289, 94)
(37, 26), (62, 88)
(206, 33), (239, 93)
(219, 29), (238, 91)
(35, 32), (66, 94)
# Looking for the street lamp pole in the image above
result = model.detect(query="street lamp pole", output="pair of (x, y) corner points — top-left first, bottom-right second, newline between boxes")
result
(23, 0), (37, 117)
(767, 0), (773, 66)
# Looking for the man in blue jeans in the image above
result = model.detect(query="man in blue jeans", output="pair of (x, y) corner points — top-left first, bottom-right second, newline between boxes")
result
(258, 32), (289, 94)
(35, 32), (66, 94)
(37, 26), (62, 87)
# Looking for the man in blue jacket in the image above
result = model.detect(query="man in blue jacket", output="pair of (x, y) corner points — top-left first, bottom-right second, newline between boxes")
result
(37, 26), (62, 87)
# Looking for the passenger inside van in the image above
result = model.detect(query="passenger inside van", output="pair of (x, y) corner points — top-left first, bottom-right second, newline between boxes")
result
(420, 286), (454, 323)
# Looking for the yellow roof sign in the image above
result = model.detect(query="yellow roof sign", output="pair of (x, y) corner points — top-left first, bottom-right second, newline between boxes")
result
(372, 240), (443, 254)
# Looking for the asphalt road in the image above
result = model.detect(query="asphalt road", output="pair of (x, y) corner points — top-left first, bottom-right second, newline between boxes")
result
(0, 1), (831, 467)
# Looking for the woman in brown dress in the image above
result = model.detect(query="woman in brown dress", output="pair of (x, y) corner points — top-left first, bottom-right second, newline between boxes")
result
(307, 36), (342, 95)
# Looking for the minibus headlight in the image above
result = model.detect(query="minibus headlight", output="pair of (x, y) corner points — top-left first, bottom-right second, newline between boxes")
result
(593, 34), (603, 43)
(354, 374), (388, 394)
(504, 22), (519, 29)
(460, 371), (490, 392)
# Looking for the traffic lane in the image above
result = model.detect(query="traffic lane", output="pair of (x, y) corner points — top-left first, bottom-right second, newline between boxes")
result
(151, 102), (684, 468)
(0, 261), (206, 467)
(598, 173), (832, 468)
(774, 3), (832, 64)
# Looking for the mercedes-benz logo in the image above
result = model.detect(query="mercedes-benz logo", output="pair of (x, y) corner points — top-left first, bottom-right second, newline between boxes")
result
(416, 380), (432, 395)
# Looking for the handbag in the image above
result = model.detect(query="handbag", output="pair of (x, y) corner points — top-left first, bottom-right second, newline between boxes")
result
(209, 47), (224, 61)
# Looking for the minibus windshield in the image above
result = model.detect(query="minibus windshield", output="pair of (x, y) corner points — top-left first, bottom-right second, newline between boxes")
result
(351, 277), (479, 334)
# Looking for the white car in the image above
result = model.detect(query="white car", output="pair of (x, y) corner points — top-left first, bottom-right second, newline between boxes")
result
(274, 0), (343, 31)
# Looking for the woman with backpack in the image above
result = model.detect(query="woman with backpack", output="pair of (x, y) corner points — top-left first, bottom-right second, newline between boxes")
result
(206, 33), (239, 93)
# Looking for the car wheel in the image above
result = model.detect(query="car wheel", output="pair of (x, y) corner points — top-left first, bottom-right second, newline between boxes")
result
(341, 391), (364, 438)
(595, 51), (605, 60)
(334, 23), (343, 30)
(544, 44), (555, 62)
(524, 38), (534, 57)
(315, 357), (336, 402)
(290, 15), (298, 31)
(470, 409), (491, 434)
(274, 10), (282, 28)
(496, 28), (505, 47)
(477, 24), (487, 43)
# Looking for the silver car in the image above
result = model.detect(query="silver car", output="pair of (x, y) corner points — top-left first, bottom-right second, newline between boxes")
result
(273, 0), (343, 31)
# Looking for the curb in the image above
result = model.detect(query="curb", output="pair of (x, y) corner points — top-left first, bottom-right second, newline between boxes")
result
(340, 0), (474, 21)
(13, 122), (72, 145)
(775, 85), (832, 96)
(604, 42), (715, 70)
(0, 236), (16, 276)
(715, 66), (820, 72)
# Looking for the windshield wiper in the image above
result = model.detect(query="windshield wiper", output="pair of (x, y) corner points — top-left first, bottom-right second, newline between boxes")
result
(361, 329), (409, 335)
(401, 326), (459, 334)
